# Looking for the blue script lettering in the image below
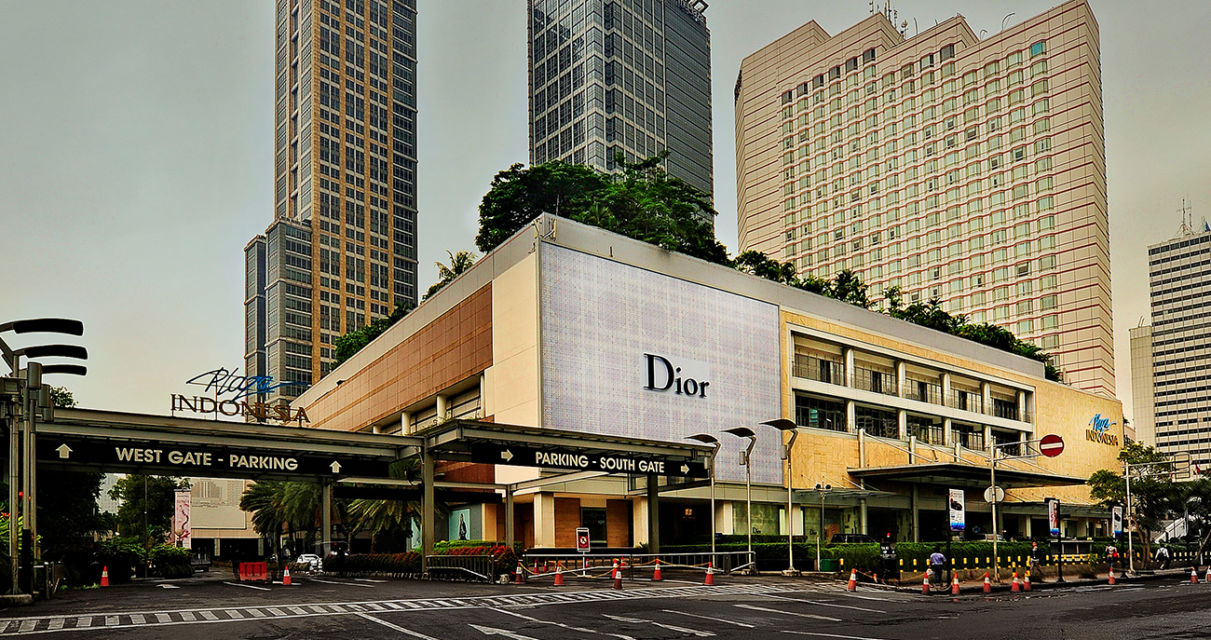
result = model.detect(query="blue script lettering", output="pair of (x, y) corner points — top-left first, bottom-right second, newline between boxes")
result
(186, 367), (304, 400)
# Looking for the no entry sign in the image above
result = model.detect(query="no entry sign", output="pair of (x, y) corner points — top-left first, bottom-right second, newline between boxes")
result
(1039, 434), (1065, 458)
(576, 527), (591, 553)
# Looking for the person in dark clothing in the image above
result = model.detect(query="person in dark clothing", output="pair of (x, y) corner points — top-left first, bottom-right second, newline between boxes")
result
(1030, 541), (1043, 578)
(929, 546), (947, 590)
(880, 533), (899, 584)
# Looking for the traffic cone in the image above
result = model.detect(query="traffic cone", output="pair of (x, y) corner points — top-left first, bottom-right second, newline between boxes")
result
(1011, 571), (1020, 592)
(100, 565), (109, 587)
(611, 559), (619, 580)
(921, 572), (930, 595)
(1024, 570), (1032, 591)
(951, 574), (960, 596)
(553, 563), (565, 587)
(283, 566), (292, 586)
(652, 559), (663, 582)
(613, 563), (623, 590)
(1205, 566), (1210, 582)
(983, 572), (991, 593)
(704, 562), (716, 586)
(847, 568), (857, 592)
(1108, 567), (1115, 585)
(515, 561), (526, 585)
(1193, 567), (1200, 584)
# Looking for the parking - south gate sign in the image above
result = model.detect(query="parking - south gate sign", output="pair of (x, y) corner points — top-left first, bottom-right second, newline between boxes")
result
(470, 443), (708, 478)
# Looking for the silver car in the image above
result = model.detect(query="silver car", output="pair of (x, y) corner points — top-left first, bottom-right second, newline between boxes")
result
(295, 553), (323, 572)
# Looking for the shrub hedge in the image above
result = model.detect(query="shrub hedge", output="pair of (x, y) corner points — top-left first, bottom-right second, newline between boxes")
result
(662, 541), (1044, 572)
(327, 543), (519, 579)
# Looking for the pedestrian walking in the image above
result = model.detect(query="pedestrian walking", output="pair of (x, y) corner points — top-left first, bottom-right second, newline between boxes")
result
(1030, 541), (1042, 577)
(1105, 542), (1119, 573)
(880, 533), (899, 585)
(929, 546), (947, 591)
(1156, 545), (1171, 569)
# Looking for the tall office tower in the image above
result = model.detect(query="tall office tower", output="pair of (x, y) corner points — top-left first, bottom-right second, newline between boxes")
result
(527, 0), (714, 205)
(1129, 323), (1155, 446)
(1145, 223), (1211, 468)
(245, 0), (419, 403)
(735, 0), (1112, 395)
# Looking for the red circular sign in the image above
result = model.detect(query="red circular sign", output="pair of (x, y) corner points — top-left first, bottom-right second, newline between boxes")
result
(1039, 434), (1065, 457)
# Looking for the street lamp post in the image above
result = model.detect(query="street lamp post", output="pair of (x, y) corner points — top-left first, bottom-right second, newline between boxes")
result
(686, 434), (721, 562)
(763, 418), (799, 576)
(815, 483), (831, 572)
(724, 427), (757, 568)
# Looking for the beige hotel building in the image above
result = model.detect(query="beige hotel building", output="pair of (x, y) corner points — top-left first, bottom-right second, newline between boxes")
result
(735, 0), (1112, 396)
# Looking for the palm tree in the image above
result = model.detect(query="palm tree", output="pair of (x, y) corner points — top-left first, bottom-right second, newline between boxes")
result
(424, 250), (478, 300)
(240, 480), (286, 561)
(346, 459), (423, 552)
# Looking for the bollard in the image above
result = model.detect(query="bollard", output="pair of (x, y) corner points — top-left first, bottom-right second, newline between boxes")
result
(704, 562), (715, 586)
(921, 572), (930, 595)
(515, 561), (526, 585)
(613, 567), (623, 590)
(983, 572), (991, 594)
(1205, 566), (1210, 583)
(1193, 567), (1200, 584)
(553, 563), (565, 587)
(653, 559), (663, 582)
(283, 566), (292, 586)
(1011, 571), (1020, 592)
(100, 565), (109, 588)
(1024, 570), (1032, 591)
(951, 574), (960, 596)
(847, 569), (857, 592)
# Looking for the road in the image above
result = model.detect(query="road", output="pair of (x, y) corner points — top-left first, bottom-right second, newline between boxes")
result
(3, 572), (1211, 639)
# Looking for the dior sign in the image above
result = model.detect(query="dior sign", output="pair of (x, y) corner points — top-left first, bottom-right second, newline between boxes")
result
(643, 353), (710, 398)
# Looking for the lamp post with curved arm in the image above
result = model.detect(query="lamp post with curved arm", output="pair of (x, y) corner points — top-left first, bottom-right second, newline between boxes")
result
(723, 427), (757, 561)
(763, 418), (799, 575)
(687, 433), (721, 561)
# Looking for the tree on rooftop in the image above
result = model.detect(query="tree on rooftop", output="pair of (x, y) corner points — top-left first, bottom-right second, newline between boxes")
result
(331, 300), (416, 368)
(424, 250), (478, 300)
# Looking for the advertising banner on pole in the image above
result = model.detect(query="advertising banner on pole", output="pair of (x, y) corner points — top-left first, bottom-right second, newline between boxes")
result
(1047, 498), (1061, 538)
(948, 488), (965, 532)
(173, 489), (192, 549)
(1112, 506), (1123, 536)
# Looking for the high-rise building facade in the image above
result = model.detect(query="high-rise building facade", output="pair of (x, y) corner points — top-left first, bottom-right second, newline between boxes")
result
(735, 0), (1112, 395)
(245, 0), (419, 403)
(527, 0), (714, 203)
(1129, 323), (1154, 446)
(1144, 226), (1211, 468)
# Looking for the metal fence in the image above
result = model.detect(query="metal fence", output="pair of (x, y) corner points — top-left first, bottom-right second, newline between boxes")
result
(521, 550), (756, 579)
(424, 554), (494, 582)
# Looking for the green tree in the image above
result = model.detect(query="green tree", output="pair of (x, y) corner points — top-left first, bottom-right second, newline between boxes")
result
(1176, 477), (1211, 561)
(733, 250), (796, 284)
(829, 269), (872, 308)
(345, 460), (422, 552)
(48, 386), (77, 408)
(475, 161), (608, 253)
(239, 480), (287, 561)
(109, 475), (189, 545)
(1087, 442), (1178, 565)
(424, 250), (479, 300)
(332, 300), (417, 367)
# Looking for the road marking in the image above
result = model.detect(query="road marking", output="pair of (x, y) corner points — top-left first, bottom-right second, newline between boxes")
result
(199, 610), (218, 621)
(223, 581), (270, 591)
(105, 615), (119, 626)
(309, 577), (376, 588)
(783, 632), (890, 640)
(603, 613), (715, 637)
(491, 607), (636, 640)
(765, 593), (886, 613)
(355, 577), (388, 583)
(18, 621), (34, 634)
(661, 609), (755, 628)
(470, 624), (544, 640)
(179, 612), (197, 622)
(354, 612), (440, 639)
(735, 604), (842, 622)
(46, 619), (65, 631)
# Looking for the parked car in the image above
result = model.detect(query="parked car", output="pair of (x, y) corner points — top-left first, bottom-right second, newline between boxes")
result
(829, 534), (877, 544)
(295, 553), (323, 572)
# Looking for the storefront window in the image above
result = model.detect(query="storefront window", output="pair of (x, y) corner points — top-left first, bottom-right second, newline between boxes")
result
(732, 503), (781, 536)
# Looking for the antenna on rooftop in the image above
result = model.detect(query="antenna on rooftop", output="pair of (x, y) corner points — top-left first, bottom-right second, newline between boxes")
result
(1178, 198), (1194, 237)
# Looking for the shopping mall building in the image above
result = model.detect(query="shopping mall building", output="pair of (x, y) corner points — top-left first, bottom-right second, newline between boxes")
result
(293, 215), (1123, 549)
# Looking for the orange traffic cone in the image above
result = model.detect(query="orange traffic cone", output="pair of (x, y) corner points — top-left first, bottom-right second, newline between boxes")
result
(1011, 571), (1020, 592)
(283, 566), (292, 586)
(951, 574), (960, 596)
(553, 563), (565, 587)
(704, 562), (716, 586)
(1205, 566), (1210, 582)
(652, 559), (663, 582)
(515, 561), (526, 585)
(100, 565), (109, 587)
(983, 572), (991, 593)
(847, 568), (857, 592)
(612, 563), (623, 590)
(1193, 567), (1200, 584)
(1108, 567), (1115, 585)
(611, 559), (619, 580)
(921, 572), (930, 595)
(1024, 570), (1032, 591)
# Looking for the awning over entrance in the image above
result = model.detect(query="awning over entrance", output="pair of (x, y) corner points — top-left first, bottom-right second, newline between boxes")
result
(848, 462), (1087, 490)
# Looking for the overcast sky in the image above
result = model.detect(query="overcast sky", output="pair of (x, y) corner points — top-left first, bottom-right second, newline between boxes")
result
(2, 1), (1209, 422)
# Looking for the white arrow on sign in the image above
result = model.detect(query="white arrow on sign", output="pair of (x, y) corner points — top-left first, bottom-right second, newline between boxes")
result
(56, 444), (72, 460)
(500, 449), (514, 462)
(681, 464), (690, 474)
(469, 624), (542, 640)
(329, 461), (342, 474)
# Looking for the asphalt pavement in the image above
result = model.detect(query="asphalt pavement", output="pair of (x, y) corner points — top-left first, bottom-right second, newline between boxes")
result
(3, 570), (1211, 639)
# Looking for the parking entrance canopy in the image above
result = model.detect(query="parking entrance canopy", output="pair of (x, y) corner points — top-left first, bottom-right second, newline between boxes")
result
(32, 408), (420, 481)
(415, 420), (712, 478)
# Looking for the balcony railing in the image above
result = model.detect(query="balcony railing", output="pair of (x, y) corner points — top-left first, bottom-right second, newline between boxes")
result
(853, 365), (897, 396)
(948, 389), (984, 414)
(991, 399), (1020, 421)
(954, 429), (986, 450)
(904, 379), (943, 405)
(793, 354), (845, 386)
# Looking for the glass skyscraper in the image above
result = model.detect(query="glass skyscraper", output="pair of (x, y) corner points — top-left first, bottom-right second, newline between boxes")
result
(245, 0), (418, 404)
(527, 0), (714, 207)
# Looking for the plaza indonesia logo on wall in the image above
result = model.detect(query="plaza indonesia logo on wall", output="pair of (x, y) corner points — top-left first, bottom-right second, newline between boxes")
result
(643, 353), (711, 399)
(1086, 413), (1119, 446)
(170, 367), (309, 425)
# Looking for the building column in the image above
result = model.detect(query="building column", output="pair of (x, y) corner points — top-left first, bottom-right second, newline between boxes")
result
(941, 372), (952, 408)
(421, 449), (435, 572)
(980, 382), (992, 416)
(911, 485), (920, 543)
(943, 418), (954, 447)
(895, 361), (906, 398)
(984, 425), (993, 453)
(1017, 390), (1028, 422)
(533, 493), (556, 548)
(860, 498), (869, 535)
(897, 409), (907, 440)
(846, 400), (856, 433)
(436, 394), (449, 422)
(843, 347), (855, 388)
(505, 487), (515, 550)
(320, 481), (332, 556)
(400, 411), (413, 435)
(647, 476), (661, 553)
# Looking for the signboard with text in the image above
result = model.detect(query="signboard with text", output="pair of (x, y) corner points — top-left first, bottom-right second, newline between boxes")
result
(173, 489), (192, 549)
(948, 488), (965, 532)
(469, 443), (708, 478)
(1047, 498), (1061, 537)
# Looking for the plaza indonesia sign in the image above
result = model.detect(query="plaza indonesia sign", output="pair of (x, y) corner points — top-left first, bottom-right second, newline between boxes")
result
(1086, 413), (1119, 446)
(171, 367), (309, 425)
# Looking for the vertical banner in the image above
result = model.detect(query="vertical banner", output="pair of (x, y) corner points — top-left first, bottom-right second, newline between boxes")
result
(1047, 498), (1061, 538)
(1111, 506), (1123, 536)
(173, 489), (192, 549)
(948, 488), (965, 532)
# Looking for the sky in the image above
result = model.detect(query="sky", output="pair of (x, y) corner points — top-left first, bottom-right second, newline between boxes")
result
(2, 0), (1209, 422)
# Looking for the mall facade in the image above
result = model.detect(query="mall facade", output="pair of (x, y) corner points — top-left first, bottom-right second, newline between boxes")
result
(294, 215), (1123, 549)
